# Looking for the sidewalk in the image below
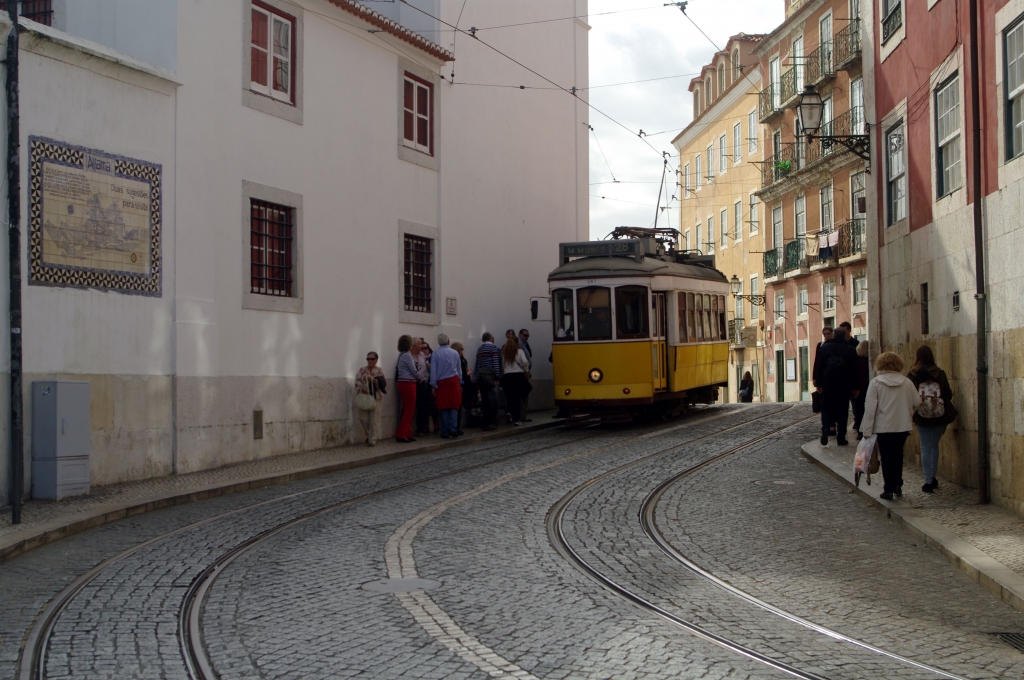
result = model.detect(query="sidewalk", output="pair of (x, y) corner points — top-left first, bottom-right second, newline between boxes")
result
(0, 413), (561, 563)
(803, 439), (1024, 613)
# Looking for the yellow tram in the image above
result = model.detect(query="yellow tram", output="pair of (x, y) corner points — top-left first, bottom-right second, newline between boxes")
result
(547, 227), (729, 421)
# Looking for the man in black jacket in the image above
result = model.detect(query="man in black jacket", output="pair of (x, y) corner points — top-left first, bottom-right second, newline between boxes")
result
(812, 327), (859, 446)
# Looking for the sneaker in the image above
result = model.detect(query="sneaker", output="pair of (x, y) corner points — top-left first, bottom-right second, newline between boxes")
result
(921, 482), (934, 493)
(837, 438), (849, 446)
(879, 491), (894, 500)
(820, 434), (829, 446)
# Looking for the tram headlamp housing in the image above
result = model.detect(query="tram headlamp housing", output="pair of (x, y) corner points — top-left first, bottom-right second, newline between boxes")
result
(588, 368), (603, 383)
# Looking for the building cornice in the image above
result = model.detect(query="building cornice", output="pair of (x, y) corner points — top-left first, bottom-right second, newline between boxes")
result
(673, 67), (761, 149)
(329, 0), (455, 62)
(752, 0), (826, 56)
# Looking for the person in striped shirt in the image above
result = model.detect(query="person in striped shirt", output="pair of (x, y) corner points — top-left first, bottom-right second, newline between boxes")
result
(474, 332), (501, 430)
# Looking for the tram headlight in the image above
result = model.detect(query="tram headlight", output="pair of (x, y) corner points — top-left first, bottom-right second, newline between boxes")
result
(623, 387), (631, 395)
(564, 388), (571, 395)
(588, 368), (603, 383)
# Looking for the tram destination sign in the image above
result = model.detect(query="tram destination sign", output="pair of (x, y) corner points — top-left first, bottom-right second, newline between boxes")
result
(559, 239), (643, 264)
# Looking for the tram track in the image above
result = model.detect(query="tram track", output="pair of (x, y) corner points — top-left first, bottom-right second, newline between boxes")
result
(17, 404), (763, 680)
(548, 409), (971, 680)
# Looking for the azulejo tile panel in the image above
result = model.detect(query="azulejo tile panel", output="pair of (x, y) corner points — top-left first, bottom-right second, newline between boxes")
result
(29, 136), (162, 296)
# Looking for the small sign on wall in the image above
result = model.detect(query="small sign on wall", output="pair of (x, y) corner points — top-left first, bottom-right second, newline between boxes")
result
(446, 298), (457, 316)
(786, 357), (797, 382)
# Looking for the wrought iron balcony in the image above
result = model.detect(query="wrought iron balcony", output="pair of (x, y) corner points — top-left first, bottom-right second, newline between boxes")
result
(780, 68), (800, 108)
(811, 230), (840, 269)
(759, 84), (782, 122)
(882, 1), (902, 44)
(761, 143), (798, 188)
(837, 218), (867, 260)
(784, 239), (811, 273)
(763, 248), (781, 280)
(806, 42), (834, 86)
(806, 107), (867, 164)
(834, 20), (862, 70)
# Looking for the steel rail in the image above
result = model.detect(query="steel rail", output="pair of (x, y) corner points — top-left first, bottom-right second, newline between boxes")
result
(639, 445), (972, 680)
(547, 408), (866, 680)
(20, 404), (754, 680)
(18, 425), (600, 680)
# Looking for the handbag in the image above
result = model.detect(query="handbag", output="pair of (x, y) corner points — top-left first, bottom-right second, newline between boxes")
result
(811, 391), (822, 414)
(354, 378), (377, 411)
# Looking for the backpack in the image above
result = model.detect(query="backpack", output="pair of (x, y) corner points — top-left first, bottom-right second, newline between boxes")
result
(917, 380), (945, 418)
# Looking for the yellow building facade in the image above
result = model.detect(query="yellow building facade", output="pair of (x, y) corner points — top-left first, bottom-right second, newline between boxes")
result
(674, 33), (768, 403)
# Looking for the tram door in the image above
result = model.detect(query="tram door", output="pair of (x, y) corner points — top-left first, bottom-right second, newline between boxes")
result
(652, 293), (668, 391)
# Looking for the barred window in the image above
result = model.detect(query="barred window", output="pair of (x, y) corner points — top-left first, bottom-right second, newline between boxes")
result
(404, 234), (433, 312)
(0, 1), (53, 26)
(1006, 19), (1024, 159)
(250, 199), (294, 297)
(935, 75), (962, 197)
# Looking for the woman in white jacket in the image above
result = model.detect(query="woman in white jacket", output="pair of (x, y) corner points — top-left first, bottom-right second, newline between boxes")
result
(860, 351), (921, 500)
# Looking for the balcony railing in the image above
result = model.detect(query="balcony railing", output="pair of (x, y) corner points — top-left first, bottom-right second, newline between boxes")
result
(837, 218), (866, 260)
(806, 107), (866, 164)
(763, 248), (781, 279)
(780, 68), (799, 107)
(784, 239), (811, 273)
(812, 229), (839, 268)
(806, 42), (834, 85)
(759, 84), (782, 122)
(882, 1), (902, 44)
(834, 20), (862, 69)
(761, 143), (798, 188)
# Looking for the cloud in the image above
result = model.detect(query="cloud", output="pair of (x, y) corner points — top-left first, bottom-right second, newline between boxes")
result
(587, 0), (783, 239)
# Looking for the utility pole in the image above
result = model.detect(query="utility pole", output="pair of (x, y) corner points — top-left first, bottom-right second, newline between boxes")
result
(6, 7), (23, 523)
(967, 0), (989, 504)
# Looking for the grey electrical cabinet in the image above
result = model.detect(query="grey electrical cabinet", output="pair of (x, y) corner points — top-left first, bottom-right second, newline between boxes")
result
(31, 380), (91, 499)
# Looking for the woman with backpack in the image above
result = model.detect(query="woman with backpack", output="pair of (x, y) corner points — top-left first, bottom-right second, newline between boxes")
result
(907, 345), (958, 493)
(860, 351), (921, 500)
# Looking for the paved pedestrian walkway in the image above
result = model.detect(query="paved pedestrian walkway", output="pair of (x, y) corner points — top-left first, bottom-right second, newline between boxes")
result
(803, 438), (1024, 613)
(0, 413), (560, 562)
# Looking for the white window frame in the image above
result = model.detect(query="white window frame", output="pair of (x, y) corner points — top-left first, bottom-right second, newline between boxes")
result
(696, 155), (703, 190)
(749, 193), (759, 234)
(720, 208), (728, 248)
(733, 122), (742, 163)
(683, 163), (691, 197)
(242, 0), (304, 124)
(719, 135), (728, 175)
(823, 281), (837, 312)
(820, 183), (833, 232)
(707, 145), (715, 179)
(792, 35), (804, 91)
(1006, 17), (1024, 160)
(795, 194), (807, 260)
(735, 280), (744, 319)
(250, 3), (294, 103)
(775, 291), (785, 321)
(748, 109), (758, 153)
(734, 200), (743, 241)
(935, 73), (963, 197)
(695, 222), (703, 252)
(707, 216), (716, 254)
(853, 274), (868, 306)
(684, 229), (691, 250)
(797, 286), (809, 316)
(886, 121), (907, 225)
(403, 74), (433, 155)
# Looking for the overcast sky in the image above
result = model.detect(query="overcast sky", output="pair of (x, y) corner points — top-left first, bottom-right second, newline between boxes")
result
(587, 0), (783, 240)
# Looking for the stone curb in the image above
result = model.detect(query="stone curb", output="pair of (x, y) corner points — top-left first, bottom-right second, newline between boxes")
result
(800, 439), (1024, 614)
(0, 419), (561, 564)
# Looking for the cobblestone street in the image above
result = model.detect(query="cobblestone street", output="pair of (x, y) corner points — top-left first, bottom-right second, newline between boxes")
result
(3, 404), (1024, 679)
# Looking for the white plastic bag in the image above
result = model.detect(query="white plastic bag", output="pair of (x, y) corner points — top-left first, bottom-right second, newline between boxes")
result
(853, 435), (877, 487)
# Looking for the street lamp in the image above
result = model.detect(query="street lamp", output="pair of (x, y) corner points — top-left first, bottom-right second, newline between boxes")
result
(796, 84), (871, 162)
(729, 274), (766, 306)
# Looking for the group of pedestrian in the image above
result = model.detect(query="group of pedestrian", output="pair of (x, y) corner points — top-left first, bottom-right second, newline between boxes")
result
(357, 329), (534, 446)
(813, 322), (959, 500)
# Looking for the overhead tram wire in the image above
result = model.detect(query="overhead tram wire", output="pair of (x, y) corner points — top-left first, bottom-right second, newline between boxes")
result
(587, 124), (618, 183)
(397, 0), (667, 160)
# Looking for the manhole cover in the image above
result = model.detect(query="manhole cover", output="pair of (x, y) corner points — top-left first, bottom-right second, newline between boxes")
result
(990, 632), (1024, 654)
(362, 578), (441, 593)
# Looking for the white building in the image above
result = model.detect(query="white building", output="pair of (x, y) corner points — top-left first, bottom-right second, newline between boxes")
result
(0, 0), (588, 500)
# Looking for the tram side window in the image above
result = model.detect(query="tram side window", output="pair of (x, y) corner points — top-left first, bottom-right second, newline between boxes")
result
(711, 295), (719, 340)
(615, 286), (649, 339)
(577, 286), (612, 341)
(703, 294), (713, 340)
(678, 292), (688, 342)
(552, 288), (575, 341)
(694, 294), (704, 341)
(718, 294), (727, 340)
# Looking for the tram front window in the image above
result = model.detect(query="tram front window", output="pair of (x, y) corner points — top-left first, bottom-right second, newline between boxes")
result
(577, 286), (612, 341)
(552, 288), (575, 341)
(615, 286), (649, 339)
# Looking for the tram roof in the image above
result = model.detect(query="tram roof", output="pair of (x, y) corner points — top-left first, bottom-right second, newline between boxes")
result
(548, 255), (727, 282)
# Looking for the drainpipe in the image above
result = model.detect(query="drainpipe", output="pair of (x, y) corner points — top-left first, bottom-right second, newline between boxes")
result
(6, 10), (22, 523)
(968, 0), (989, 504)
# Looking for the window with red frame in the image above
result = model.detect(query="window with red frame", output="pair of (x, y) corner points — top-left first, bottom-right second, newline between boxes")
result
(403, 74), (433, 155)
(251, 2), (294, 104)
(0, 1), (53, 26)
(250, 200), (294, 297)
